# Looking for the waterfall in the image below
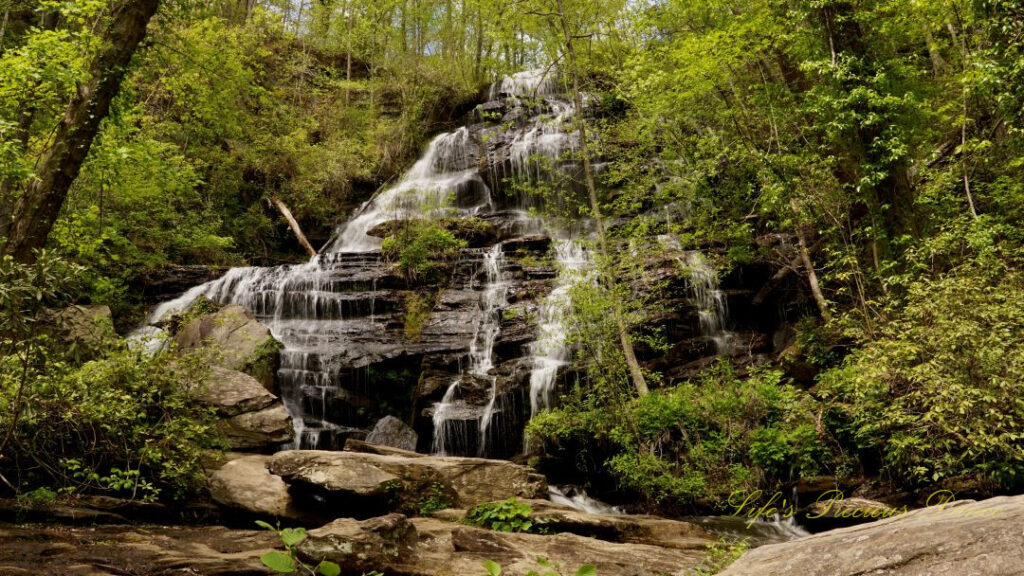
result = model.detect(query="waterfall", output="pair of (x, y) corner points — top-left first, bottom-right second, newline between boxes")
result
(682, 251), (733, 354)
(324, 127), (485, 253)
(656, 235), (734, 355)
(137, 68), (591, 455)
(528, 239), (589, 417)
(430, 244), (511, 456)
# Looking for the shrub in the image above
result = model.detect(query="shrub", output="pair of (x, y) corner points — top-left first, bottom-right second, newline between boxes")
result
(466, 498), (540, 533)
(381, 220), (466, 282)
(819, 265), (1024, 490)
(528, 361), (830, 508)
(1, 348), (221, 500)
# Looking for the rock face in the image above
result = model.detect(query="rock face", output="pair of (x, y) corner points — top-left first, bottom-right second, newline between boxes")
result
(365, 415), (419, 452)
(434, 499), (710, 552)
(799, 495), (898, 532)
(719, 495), (1024, 576)
(298, 514), (710, 576)
(200, 367), (293, 451)
(174, 304), (281, 391)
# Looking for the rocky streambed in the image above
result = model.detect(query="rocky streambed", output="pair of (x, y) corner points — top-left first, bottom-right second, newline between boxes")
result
(3, 442), (1024, 576)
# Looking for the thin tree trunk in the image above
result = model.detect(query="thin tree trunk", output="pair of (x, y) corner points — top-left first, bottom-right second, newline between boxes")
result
(270, 195), (316, 257)
(2, 0), (161, 263)
(796, 226), (832, 321)
(555, 0), (647, 396)
(0, 8), (9, 53)
(345, 0), (353, 106)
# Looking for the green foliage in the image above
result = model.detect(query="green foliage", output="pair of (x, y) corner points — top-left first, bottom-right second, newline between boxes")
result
(690, 538), (750, 575)
(466, 498), (541, 533)
(256, 521), (341, 576)
(482, 557), (597, 576)
(401, 291), (435, 342)
(819, 265), (1024, 490)
(382, 220), (467, 282)
(417, 482), (453, 516)
(0, 251), (220, 500)
(529, 362), (829, 507)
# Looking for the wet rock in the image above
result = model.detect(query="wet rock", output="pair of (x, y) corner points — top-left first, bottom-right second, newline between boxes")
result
(139, 264), (229, 303)
(719, 495), (1024, 576)
(502, 234), (552, 254)
(174, 304), (281, 392)
(298, 514), (709, 576)
(208, 455), (301, 520)
(365, 415), (419, 452)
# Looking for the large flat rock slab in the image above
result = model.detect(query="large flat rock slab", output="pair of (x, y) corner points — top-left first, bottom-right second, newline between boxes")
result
(0, 523), (276, 575)
(719, 495), (1024, 576)
(434, 499), (711, 551)
(299, 514), (708, 576)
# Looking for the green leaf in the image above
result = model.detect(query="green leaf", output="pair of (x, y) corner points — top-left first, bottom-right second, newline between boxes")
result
(484, 559), (502, 576)
(317, 560), (341, 576)
(260, 551), (296, 573)
(574, 565), (597, 576)
(255, 520), (276, 532)
(280, 527), (308, 547)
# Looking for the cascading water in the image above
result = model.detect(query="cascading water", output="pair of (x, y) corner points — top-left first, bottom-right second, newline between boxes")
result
(431, 244), (511, 456)
(657, 235), (734, 355)
(683, 251), (733, 354)
(528, 239), (589, 417)
(137, 67), (591, 456)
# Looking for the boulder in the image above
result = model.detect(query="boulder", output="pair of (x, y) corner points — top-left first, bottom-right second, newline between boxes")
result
(298, 514), (709, 576)
(199, 367), (277, 417)
(197, 367), (294, 451)
(267, 451), (401, 497)
(222, 403), (293, 450)
(208, 454), (302, 520)
(344, 438), (424, 458)
(174, 305), (281, 391)
(719, 495), (1024, 576)
(53, 305), (115, 359)
(365, 415), (419, 452)
(266, 450), (546, 512)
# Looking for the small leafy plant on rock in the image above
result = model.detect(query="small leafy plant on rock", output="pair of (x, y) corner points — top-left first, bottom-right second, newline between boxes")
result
(466, 498), (544, 533)
(256, 521), (340, 576)
(483, 557), (596, 576)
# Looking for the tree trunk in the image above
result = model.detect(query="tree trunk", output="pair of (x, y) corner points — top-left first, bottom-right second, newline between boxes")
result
(270, 195), (316, 257)
(796, 227), (832, 322)
(555, 0), (648, 396)
(2, 0), (160, 263)
(345, 0), (353, 105)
